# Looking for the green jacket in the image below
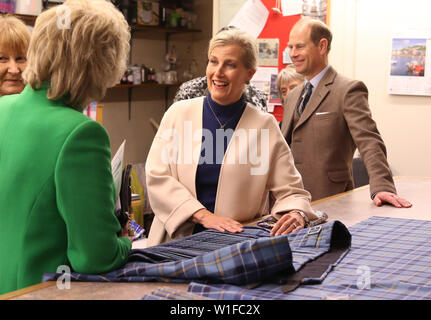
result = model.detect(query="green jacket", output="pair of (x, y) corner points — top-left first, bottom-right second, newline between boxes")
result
(0, 84), (131, 294)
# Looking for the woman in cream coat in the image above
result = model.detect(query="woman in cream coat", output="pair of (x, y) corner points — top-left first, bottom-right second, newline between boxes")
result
(146, 28), (318, 246)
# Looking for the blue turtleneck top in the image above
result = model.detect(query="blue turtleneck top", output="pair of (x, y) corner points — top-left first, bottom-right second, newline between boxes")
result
(194, 93), (246, 232)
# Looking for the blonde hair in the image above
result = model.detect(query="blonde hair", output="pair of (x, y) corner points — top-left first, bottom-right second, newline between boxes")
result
(208, 28), (258, 71)
(0, 15), (31, 56)
(277, 64), (304, 100)
(22, 0), (130, 109)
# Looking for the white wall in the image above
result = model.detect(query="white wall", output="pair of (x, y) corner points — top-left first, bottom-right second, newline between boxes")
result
(329, 0), (431, 177)
(213, 0), (247, 35)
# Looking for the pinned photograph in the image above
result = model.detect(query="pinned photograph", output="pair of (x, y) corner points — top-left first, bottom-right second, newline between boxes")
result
(391, 38), (426, 77)
(257, 38), (279, 67)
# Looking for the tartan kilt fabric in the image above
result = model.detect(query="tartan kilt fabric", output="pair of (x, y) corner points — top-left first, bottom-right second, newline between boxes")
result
(148, 216), (431, 300)
(42, 221), (351, 288)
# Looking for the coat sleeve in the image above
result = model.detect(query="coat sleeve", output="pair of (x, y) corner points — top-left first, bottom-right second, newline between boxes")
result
(266, 118), (318, 222)
(55, 120), (131, 274)
(145, 107), (205, 239)
(342, 80), (396, 197)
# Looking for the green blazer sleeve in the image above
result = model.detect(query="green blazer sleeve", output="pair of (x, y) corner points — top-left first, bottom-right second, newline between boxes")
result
(55, 120), (131, 274)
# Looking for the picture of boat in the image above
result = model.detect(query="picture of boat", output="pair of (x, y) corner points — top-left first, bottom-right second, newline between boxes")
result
(390, 38), (426, 77)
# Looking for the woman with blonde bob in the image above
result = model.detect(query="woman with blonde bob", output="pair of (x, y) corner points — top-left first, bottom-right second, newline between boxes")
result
(0, 0), (132, 295)
(145, 28), (318, 246)
(277, 64), (304, 104)
(0, 15), (31, 97)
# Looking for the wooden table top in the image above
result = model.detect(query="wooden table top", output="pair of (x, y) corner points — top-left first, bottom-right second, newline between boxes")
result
(312, 176), (431, 227)
(2, 176), (429, 300)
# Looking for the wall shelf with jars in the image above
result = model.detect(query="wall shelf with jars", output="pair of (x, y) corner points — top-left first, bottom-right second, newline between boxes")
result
(130, 24), (201, 35)
(113, 83), (178, 89)
(1, 13), (201, 33)
(2, 4), (202, 117)
(120, 24), (200, 118)
(0, 11), (197, 90)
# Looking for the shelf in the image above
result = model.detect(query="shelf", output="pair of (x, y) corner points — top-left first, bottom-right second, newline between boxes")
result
(113, 83), (179, 89)
(2, 12), (197, 117)
(130, 24), (201, 35)
(0, 12), (37, 25)
(2, 13), (202, 35)
(112, 82), (180, 119)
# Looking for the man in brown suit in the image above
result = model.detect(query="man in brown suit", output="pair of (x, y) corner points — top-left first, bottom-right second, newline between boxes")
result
(281, 18), (411, 208)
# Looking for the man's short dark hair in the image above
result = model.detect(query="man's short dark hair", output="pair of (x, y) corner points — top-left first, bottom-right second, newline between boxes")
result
(309, 20), (332, 52)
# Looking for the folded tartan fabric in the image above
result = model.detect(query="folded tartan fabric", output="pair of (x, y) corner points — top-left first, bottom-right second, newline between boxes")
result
(42, 227), (293, 285)
(42, 221), (351, 287)
(142, 287), (214, 300)
(182, 216), (431, 300)
(139, 221), (351, 299)
(127, 227), (269, 264)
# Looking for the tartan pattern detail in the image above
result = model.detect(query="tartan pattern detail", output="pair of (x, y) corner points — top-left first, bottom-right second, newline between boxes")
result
(43, 221), (349, 288)
(142, 287), (214, 300)
(184, 216), (431, 300)
(42, 227), (294, 285)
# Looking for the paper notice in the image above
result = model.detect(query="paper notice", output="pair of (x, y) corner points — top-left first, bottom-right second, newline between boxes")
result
(229, 0), (269, 38)
(281, 0), (302, 17)
(111, 140), (126, 198)
(250, 66), (279, 110)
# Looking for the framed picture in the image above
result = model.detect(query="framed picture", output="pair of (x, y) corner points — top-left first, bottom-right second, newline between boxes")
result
(388, 29), (431, 96)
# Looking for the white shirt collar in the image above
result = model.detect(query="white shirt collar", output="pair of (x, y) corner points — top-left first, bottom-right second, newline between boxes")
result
(305, 65), (330, 89)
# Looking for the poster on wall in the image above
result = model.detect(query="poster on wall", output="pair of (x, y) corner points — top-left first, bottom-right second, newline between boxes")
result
(250, 67), (279, 112)
(280, 0), (303, 16)
(228, 0), (269, 38)
(388, 29), (431, 96)
(257, 39), (279, 66)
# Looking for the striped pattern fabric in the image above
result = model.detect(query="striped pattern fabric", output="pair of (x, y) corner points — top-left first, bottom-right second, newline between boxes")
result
(43, 227), (294, 285)
(176, 216), (431, 300)
(128, 227), (269, 263)
(42, 222), (350, 287)
(142, 287), (214, 300)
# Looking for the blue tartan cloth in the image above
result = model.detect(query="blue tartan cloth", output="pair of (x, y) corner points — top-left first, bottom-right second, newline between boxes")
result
(164, 216), (431, 300)
(142, 287), (214, 300)
(42, 221), (350, 286)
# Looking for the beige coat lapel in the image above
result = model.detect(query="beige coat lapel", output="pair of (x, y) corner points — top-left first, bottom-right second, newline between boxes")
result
(177, 97), (204, 198)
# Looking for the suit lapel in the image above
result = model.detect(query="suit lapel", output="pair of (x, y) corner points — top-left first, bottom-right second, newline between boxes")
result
(295, 66), (337, 129)
(281, 85), (303, 138)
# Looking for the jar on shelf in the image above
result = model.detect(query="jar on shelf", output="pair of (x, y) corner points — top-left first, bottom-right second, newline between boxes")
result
(131, 65), (142, 84)
(126, 67), (134, 84)
(147, 67), (156, 82)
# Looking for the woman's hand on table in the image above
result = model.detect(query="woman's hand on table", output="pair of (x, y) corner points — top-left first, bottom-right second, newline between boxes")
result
(192, 209), (243, 233)
(270, 211), (305, 236)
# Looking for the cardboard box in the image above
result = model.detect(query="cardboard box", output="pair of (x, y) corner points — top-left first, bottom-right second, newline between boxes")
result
(137, 1), (159, 26)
